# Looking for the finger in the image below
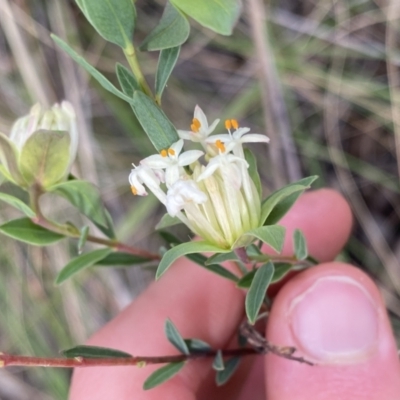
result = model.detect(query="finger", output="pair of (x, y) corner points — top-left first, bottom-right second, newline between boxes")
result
(69, 189), (352, 400)
(265, 263), (400, 400)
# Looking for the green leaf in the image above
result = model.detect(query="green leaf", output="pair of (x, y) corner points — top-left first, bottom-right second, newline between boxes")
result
(140, 2), (189, 51)
(155, 46), (180, 101)
(94, 208), (116, 239)
(262, 176), (318, 225)
(212, 350), (225, 371)
(0, 193), (35, 218)
(55, 248), (112, 284)
(143, 362), (185, 390)
(62, 345), (132, 359)
(49, 180), (110, 230)
(158, 230), (182, 245)
(244, 149), (261, 198)
(130, 91), (179, 152)
(242, 226), (286, 253)
(95, 251), (151, 266)
(0, 132), (24, 185)
(271, 263), (292, 283)
(165, 319), (190, 355)
(51, 35), (132, 103)
(156, 241), (230, 279)
(78, 225), (89, 253)
(205, 251), (238, 265)
(155, 213), (182, 230)
(171, 0), (241, 35)
(19, 130), (71, 188)
(0, 218), (64, 245)
(245, 262), (274, 324)
(293, 229), (308, 261)
(116, 63), (139, 97)
(236, 269), (256, 288)
(215, 357), (240, 386)
(184, 338), (212, 352)
(77, 0), (135, 48)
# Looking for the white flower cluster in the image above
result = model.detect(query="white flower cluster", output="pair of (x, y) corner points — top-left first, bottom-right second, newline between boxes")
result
(129, 106), (270, 249)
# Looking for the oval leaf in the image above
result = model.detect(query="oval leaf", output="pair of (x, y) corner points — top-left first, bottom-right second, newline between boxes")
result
(0, 218), (64, 245)
(155, 46), (180, 102)
(215, 357), (240, 386)
(131, 91), (179, 152)
(261, 176), (318, 225)
(0, 193), (35, 218)
(293, 229), (308, 260)
(242, 225), (286, 253)
(156, 241), (230, 279)
(212, 350), (225, 371)
(116, 63), (139, 97)
(56, 248), (113, 284)
(0, 132), (24, 185)
(62, 345), (132, 359)
(245, 261), (274, 324)
(19, 130), (71, 188)
(165, 319), (190, 355)
(140, 2), (189, 51)
(244, 149), (262, 198)
(143, 362), (185, 390)
(49, 180), (110, 230)
(171, 0), (241, 35)
(78, 225), (89, 253)
(184, 338), (212, 352)
(78, 0), (135, 48)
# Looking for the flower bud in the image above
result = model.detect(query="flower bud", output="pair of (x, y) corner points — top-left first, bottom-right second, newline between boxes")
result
(0, 101), (78, 188)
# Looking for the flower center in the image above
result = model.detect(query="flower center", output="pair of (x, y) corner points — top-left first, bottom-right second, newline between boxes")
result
(160, 149), (168, 157)
(168, 148), (175, 156)
(215, 139), (226, 153)
(191, 118), (201, 133)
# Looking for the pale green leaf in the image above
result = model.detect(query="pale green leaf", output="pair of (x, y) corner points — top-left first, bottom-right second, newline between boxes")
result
(262, 176), (318, 225)
(0, 218), (64, 245)
(131, 91), (179, 151)
(140, 2), (189, 51)
(212, 350), (225, 371)
(244, 149), (261, 198)
(155, 46), (180, 101)
(215, 357), (240, 386)
(184, 339), (212, 352)
(171, 0), (241, 35)
(165, 319), (190, 355)
(242, 225), (286, 253)
(62, 345), (132, 358)
(0, 132), (24, 185)
(78, 0), (135, 48)
(271, 263), (292, 283)
(0, 193), (35, 218)
(236, 269), (256, 288)
(19, 130), (70, 188)
(56, 248), (113, 284)
(143, 362), (185, 390)
(156, 241), (230, 279)
(155, 213), (182, 230)
(96, 252), (151, 266)
(205, 251), (239, 265)
(116, 63), (139, 97)
(78, 225), (89, 253)
(293, 229), (308, 260)
(245, 262), (274, 324)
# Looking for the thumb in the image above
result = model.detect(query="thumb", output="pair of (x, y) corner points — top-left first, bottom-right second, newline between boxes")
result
(265, 263), (400, 400)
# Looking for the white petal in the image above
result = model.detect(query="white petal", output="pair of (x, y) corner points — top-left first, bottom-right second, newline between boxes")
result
(197, 162), (220, 181)
(232, 127), (250, 139)
(194, 105), (208, 129)
(239, 133), (270, 143)
(178, 130), (195, 141)
(178, 150), (204, 166)
(207, 118), (220, 135)
(141, 154), (172, 169)
(205, 134), (231, 144)
(170, 139), (184, 155)
(165, 165), (180, 187)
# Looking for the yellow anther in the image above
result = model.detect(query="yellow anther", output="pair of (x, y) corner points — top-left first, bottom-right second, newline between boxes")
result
(231, 119), (239, 130)
(191, 118), (201, 133)
(168, 148), (175, 156)
(160, 149), (168, 157)
(225, 119), (232, 130)
(131, 186), (138, 195)
(215, 139), (226, 153)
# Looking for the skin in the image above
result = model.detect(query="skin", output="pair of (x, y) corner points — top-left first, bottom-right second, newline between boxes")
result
(69, 189), (400, 399)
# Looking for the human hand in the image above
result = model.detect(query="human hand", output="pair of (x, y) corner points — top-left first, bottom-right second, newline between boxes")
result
(69, 189), (400, 399)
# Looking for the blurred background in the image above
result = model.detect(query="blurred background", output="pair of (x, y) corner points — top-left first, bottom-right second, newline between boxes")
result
(0, 0), (400, 398)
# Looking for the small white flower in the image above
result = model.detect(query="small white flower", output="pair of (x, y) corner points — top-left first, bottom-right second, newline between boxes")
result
(129, 164), (167, 205)
(207, 119), (269, 158)
(141, 139), (203, 187)
(166, 179), (207, 217)
(178, 105), (220, 143)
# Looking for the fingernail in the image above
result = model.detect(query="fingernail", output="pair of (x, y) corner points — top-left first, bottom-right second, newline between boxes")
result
(289, 276), (379, 363)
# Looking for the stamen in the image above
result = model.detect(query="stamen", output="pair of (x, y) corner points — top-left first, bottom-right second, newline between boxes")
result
(215, 139), (226, 153)
(160, 149), (168, 157)
(225, 119), (232, 130)
(168, 148), (175, 156)
(131, 186), (138, 195)
(231, 119), (239, 130)
(191, 118), (201, 133)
